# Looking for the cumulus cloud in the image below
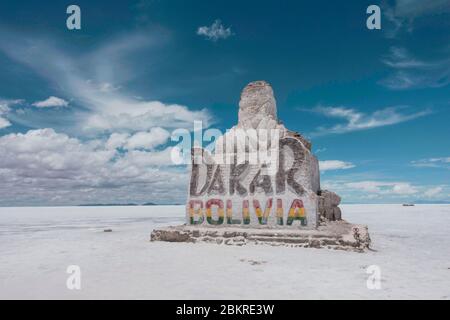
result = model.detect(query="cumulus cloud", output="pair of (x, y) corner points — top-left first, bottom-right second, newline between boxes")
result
(0, 99), (23, 129)
(322, 178), (450, 203)
(308, 105), (430, 135)
(0, 30), (212, 205)
(319, 160), (355, 172)
(0, 128), (187, 206)
(86, 80), (121, 93)
(391, 183), (418, 195)
(0, 117), (10, 129)
(106, 132), (130, 150)
(125, 128), (170, 150)
(106, 127), (170, 150)
(0, 129), (114, 178)
(197, 20), (233, 41)
(32, 96), (69, 108)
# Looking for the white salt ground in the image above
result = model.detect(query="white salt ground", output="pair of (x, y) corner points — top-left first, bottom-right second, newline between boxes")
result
(0, 204), (449, 299)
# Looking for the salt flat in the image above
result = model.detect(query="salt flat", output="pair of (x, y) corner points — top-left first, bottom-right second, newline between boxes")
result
(0, 204), (449, 300)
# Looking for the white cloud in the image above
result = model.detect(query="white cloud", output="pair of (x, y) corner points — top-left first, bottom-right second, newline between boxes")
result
(345, 181), (418, 195)
(382, 47), (435, 69)
(0, 129), (114, 176)
(392, 183), (418, 195)
(322, 178), (450, 203)
(0, 117), (11, 129)
(309, 105), (430, 135)
(197, 20), (233, 41)
(32, 96), (69, 108)
(0, 99), (24, 129)
(118, 147), (182, 167)
(319, 160), (355, 172)
(126, 128), (169, 150)
(424, 186), (444, 198)
(0, 30), (213, 205)
(315, 147), (327, 154)
(411, 157), (450, 169)
(108, 127), (170, 150)
(83, 100), (210, 133)
(0, 31), (212, 135)
(0, 128), (187, 206)
(380, 47), (450, 90)
(106, 132), (130, 150)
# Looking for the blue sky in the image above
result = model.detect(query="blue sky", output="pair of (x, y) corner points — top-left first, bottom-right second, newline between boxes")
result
(0, 0), (449, 206)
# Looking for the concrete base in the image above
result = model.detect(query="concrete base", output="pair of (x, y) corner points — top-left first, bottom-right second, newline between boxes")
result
(150, 220), (371, 252)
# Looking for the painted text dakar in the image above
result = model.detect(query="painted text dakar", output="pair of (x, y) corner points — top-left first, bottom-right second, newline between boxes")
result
(188, 134), (309, 227)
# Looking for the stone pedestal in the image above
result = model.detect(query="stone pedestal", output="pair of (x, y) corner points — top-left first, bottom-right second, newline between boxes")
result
(151, 222), (370, 252)
(151, 81), (371, 251)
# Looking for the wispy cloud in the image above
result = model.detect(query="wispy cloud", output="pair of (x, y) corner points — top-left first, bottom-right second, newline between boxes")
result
(0, 29), (210, 205)
(306, 105), (431, 136)
(0, 29), (212, 135)
(197, 20), (233, 42)
(319, 160), (355, 172)
(393, 0), (450, 18)
(381, 47), (435, 69)
(383, 0), (450, 37)
(380, 47), (450, 90)
(411, 157), (450, 169)
(32, 96), (69, 108)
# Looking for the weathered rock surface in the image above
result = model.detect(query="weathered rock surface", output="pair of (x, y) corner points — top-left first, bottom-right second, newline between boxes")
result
(318, 190), (342, 222)
(238, 80), (279, 129)
(151, 80), (370, 251)
(151, 222), (371, 252)
(198, 81), (321, 228)
(236, 81), (312, 150)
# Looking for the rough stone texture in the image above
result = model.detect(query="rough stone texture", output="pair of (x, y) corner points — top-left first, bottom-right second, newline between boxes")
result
(238, 81), (278, 129)
(236, 81), (312, 151)
(159, 80), (371, 250)
(188, 81), (321, 228)
(318, 190), (342, 222)
(151, 222), (371, 252)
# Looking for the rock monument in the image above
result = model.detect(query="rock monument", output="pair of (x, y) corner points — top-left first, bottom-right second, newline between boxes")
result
(151, 81), (370, 252)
